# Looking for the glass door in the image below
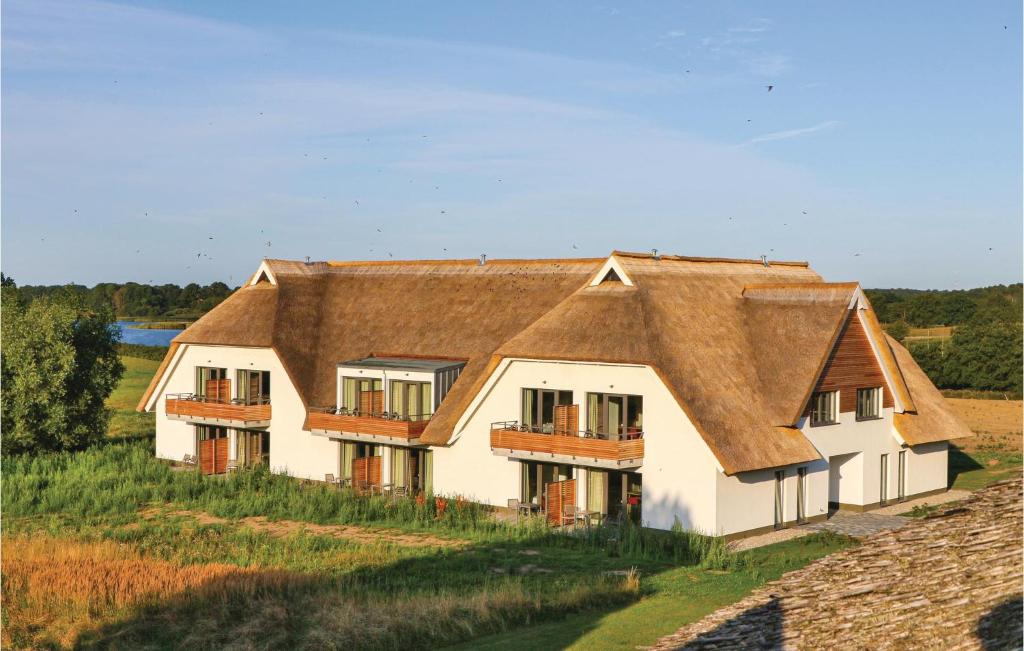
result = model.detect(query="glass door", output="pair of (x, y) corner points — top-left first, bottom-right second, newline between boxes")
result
(522, 388), (572, 432)
(898, 451), (907, 502)
(880, 454), (889, 504)
(774, 471), (784, 529)
(796, 467), (807, 523)
(390, 380), (432, 421)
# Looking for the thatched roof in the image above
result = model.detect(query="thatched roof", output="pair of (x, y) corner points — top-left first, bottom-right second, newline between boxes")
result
(888, 335), (973, 445)
(140, 252), (968, 474)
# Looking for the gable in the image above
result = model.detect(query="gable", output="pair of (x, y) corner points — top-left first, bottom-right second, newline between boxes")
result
(807, 311), (893, 414)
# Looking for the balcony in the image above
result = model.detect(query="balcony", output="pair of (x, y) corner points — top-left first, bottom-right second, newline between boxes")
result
(165, 394), (271, 428)
(308, 407), (430, 446)
(489, 422), (644, 469)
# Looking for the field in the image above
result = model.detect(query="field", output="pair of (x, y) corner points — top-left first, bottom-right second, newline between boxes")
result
(946, 397), (1022, 491)
(903, 325), (955, 344)
(1, 358), (1016, 649)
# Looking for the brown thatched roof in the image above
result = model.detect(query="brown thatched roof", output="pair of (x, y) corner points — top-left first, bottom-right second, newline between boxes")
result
(139, 252), (966, 474)
(888, 335), (973, 445)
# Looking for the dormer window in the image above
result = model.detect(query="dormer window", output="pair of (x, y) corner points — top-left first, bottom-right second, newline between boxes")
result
(810, 390), (837, 427)
(856, 387), (881, 421)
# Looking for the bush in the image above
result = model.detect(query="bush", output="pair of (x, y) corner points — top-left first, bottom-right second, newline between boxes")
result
(1, 291), (124, 453)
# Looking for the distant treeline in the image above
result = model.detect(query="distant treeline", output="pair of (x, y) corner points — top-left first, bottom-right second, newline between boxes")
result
(865, 284), (1022, 328)
(1, 274), (235, 318)
(867, 284), (1023, 396)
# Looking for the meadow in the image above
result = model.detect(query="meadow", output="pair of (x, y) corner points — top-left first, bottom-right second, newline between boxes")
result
(1, 354), (1011, 649)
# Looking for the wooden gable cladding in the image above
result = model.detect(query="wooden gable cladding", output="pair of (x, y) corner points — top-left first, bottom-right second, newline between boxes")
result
(808, 311), (893, 414)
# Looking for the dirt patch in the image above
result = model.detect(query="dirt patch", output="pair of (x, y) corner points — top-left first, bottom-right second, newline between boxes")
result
(946, 398), (1022, 452)
(139, 508), (466, 548)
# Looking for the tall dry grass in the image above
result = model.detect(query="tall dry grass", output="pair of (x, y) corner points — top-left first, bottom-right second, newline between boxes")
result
(1, 535), (309, 649)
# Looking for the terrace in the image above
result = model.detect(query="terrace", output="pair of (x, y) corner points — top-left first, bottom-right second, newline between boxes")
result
(308, 407), (430, 446)
(489, 421), (645, 469)
(165, 393), (271, 428)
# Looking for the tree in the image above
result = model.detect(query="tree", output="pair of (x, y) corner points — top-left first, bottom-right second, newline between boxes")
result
(943, 321), (1023, 393)
(884, 320), (910, 343)
(1, 291), (124, 453)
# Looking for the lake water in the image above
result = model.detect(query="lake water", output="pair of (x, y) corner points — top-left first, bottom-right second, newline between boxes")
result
(116, 321), (184, 347)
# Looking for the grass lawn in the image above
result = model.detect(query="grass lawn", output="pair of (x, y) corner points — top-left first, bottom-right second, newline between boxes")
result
(949, 445), (1022, 492)
(449, 533), (852, 651)
(106, 356), (159, 440)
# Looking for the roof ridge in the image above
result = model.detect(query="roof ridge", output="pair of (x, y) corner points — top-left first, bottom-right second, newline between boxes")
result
(613, 250), (810, 267)
(324, 257), (607, 268)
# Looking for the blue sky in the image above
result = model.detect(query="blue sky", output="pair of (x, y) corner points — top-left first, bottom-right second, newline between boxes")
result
(2, 1), (1020, 288)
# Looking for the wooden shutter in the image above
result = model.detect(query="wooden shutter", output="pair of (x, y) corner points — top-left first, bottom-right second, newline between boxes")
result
(545, 479), (576, 525)
(206, 378), (230, 403)
(554, 404), (579, 436)
(359, 390), (384, 415)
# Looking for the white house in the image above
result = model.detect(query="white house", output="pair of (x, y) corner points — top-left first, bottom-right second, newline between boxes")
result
(139, 252), (972, 538)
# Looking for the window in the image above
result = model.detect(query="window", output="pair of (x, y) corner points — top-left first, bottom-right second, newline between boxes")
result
(237, 370), (270, 405)
(586, 393), (643, 440)
(195, 367), (227, 400)
(809, 391), (837, 426)
(342, 377), (383, 414)
(521, 388), (573, 433)
(856, 387), (880, 420)
(390, 380), (432, 421)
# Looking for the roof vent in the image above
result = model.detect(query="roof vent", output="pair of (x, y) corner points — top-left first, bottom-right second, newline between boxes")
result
(760, 254), (770, 267)
(305, 256), (311, 264)
(651, 248), (660, 261)
(479, 253), (487, 266)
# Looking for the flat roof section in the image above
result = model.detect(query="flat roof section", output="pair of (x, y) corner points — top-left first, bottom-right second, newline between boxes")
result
(338, 356), (466, 372)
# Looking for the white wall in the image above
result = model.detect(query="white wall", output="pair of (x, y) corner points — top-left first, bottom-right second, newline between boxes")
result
(434, 358), (721, 532)
(905, 441), (948, 496)
(152, 344), (340, 481)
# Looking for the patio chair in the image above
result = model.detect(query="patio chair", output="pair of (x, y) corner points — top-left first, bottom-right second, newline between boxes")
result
(325, 473), (338, 485)
(560, 504), (577, 529)
(507, 498), (521, 522)
(182, 454), (196, 466)
(391, 485), (408, 499)
(226, 459), (239, 472)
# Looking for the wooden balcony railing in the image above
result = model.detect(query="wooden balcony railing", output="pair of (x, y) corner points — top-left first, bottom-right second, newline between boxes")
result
(308, 407), (430, 441)
(489, 422), (644, 468)
(165, 394), (271, 426)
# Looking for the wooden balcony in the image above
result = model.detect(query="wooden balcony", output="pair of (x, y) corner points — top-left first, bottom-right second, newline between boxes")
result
(307, 408), (430, 446)
(165, 394), (271, 428)
(489, 423), (644, 469)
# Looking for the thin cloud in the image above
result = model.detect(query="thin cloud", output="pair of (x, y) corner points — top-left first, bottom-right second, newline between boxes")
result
(665, 29), (687, 38)
(728, 18), (773, 33)
(739, 121), (840, 146)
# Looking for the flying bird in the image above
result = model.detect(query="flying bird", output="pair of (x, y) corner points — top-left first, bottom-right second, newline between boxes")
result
(354, 201), (360, 207)
(802, 210), (807, 215)
(766, 85), (774, 92)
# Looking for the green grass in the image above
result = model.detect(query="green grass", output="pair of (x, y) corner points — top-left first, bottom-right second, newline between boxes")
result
(949, 445), (1022, 491)
(448, 532), (855, 651)
(106, 355), (159, 440)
